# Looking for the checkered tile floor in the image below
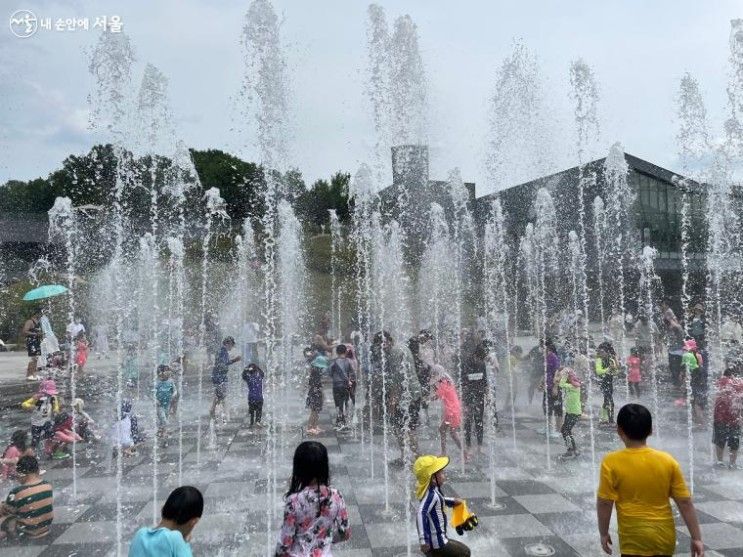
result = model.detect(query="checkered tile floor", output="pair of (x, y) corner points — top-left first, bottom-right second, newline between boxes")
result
(1, 372), (742, 557)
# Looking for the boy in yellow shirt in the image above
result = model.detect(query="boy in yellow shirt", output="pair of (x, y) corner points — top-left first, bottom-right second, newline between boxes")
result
(596, 403), (704, 556)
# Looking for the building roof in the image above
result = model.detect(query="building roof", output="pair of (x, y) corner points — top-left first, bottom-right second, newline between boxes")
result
(475, 152), (701, 203)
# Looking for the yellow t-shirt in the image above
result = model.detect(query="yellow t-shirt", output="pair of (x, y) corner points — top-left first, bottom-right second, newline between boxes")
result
(597, 446), (690, 556)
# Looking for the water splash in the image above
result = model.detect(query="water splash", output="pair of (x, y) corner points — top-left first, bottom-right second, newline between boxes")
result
(486, 41), (553, 191)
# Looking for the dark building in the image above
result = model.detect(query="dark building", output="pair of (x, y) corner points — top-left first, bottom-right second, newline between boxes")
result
(378, 145), (711, 309)
(378, 145), (475, 263)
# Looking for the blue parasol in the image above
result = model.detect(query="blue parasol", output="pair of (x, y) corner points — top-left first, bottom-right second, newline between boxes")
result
(22, 284), (69, 301)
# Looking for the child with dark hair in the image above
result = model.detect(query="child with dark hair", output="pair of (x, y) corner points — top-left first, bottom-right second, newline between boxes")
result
(241, 364), (264, 428)
(597, 403), (703, 557)
(329, 344), (353, 430)
(1, 431), (34, 481)
(306, 356), (328, 435)
(129, 485), (203, 556)
(276, 441), (349, 556)
(595, 343), (618, 426)
(0, 456), (53, 540)
(209, 336), (241, 423)
(156, 365), (177, 445)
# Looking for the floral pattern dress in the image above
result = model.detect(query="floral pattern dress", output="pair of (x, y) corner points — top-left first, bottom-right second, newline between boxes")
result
(275, 485), (350, 557)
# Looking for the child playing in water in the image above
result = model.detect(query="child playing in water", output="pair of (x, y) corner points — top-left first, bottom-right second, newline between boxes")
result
(242, 363), (264, 428)
(22, 379), (63, 459)
(275, 441), (350, 556)
(71, 398), (101, 442)
(414, 455), (470, 556)
(432, 366), (464, 459)
(51, 410), (83, 458)
(713, 365), (743, 469)
(1, 430), (34, 481)
(123, 343), (139, 391)
(557, 368), (582, 458)
(595, 343), (618, 426)
(306, 355), (328, 435)
(74, 332), (89, 375)
(683, 339), (707, 425)
(627, 347), (642, 398)
(156, 365), (177, 446)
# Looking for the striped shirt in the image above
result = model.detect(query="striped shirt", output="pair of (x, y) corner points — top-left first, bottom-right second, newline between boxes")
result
(416, 485), (455, 549)
(5, 480), (54, 538)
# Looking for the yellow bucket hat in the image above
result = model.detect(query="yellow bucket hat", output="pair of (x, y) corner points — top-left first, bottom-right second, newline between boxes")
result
(414, 455), (450, 500)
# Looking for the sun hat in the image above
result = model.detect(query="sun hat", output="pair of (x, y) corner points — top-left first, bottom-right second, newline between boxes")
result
(38, 379), (58, 396)
(683, 338), (698, 351)
(413, 455), (449, 500)
(311, 355), (330, 369)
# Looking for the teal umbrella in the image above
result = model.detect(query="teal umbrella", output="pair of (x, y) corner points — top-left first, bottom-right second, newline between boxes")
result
(23, 284), (69, 301)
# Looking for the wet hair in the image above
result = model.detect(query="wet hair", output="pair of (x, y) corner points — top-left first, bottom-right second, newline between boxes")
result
(335, 344), (347, 355)
(16, 455), (39, 475)
(616, 403), (652, 441)
(373, 331), (392, 345)
(242, 364), (263, 382)
(10, 430), (28, 452)
(161, 486), (204, 525)
(473, 343), (488, 361)
(630, 347), (639, 356)
(510, 345), (523, 356)
(223, 336), (235, 345)
(157, 364), (171, 376)
(544, 339), (557, 353)
(287, 442), (331, 517)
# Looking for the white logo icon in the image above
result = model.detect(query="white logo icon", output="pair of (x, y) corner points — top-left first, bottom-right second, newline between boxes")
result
(9, 9), (38, 38)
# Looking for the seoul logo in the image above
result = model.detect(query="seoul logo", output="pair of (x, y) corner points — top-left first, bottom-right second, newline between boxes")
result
(9, 9), (38, 38)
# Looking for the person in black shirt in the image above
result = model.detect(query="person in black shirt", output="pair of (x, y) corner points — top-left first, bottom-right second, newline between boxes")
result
(462, 344), (489, 457)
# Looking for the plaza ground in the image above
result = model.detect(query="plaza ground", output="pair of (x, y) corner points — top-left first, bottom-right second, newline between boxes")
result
(0, 349), (742, 556)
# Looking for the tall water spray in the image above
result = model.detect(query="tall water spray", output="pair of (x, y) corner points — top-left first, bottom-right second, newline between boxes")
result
(534, 188), (559, 469)
(389, 15), (427, 145)
(48, 197), (78, 498)
(482, 199), (516, 506)
(639, 247), (662, 426)
(486, 41), (553, 191)
(569, 60), (600, 464)
(366, 4), (391, 185)
(349, 165), (376, 468)
(604, 143), (634, 397)
(240, 3), (291, 549)
(88, 30), (135, 556)
(592, 196), (608, 335)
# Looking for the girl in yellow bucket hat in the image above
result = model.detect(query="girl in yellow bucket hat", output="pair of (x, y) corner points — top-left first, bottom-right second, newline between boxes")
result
(413, 455), (471, 556)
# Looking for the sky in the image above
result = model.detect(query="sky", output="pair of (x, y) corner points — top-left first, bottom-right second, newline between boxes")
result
(0, 0), (740, 197)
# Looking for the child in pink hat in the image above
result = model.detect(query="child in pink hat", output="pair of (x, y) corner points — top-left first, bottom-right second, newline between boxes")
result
(22, 379), (64, 458)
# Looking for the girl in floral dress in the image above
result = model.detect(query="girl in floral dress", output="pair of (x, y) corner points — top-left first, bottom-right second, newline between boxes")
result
(276, 441), (350, 556)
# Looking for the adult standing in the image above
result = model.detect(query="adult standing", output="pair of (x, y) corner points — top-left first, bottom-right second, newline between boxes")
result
(22, 308), (42, 381)
(383, 332), (422, 465)
(660, 299), (684, 388)
(65, 317), (85, 342)
(462, 343), (489, 457)
(542, 339), (562, 438)
(311, 312), (334, 356)
(203, 313), (221, 363)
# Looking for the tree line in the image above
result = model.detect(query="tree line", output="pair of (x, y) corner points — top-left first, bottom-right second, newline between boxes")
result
(0, 145), (353, 230)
